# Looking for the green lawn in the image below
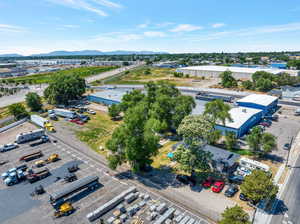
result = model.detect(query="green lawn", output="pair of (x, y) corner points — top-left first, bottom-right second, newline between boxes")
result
(76, 111), (121, 155)
(4, 66), (119, 84)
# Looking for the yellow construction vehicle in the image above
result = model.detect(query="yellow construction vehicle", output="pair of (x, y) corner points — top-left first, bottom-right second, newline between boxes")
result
(46, 154), (59, 163)
(34, 160), (45, 167)
(45, 122), (55, 132)
(54, 202), (74, 218)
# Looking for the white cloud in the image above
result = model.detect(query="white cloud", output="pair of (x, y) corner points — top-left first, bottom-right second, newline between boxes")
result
(0, 24), (26, 33)
(144, 31), (166, 37)
(188, 22), (300, 42)
(155, 22), (174, 28)
(47, 0), (109, 16)
(212, 23), (225, 28)
(93, 32), (142, 42)
(62, 24), (80, 28)
(138, 23), (148, 29)
(170, 24), (203, 32)
(92, 0), (122, 9)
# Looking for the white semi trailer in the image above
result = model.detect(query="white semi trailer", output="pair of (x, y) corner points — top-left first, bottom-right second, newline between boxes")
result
(16, 129), (45, 144)
(49, 109), (77, 119)
(30, 115), (55, 132)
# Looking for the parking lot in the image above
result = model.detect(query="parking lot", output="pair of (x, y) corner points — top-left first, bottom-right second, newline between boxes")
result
(0, 122), (211, 224)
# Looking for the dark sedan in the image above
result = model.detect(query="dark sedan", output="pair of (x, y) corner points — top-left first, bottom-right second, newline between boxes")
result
(224, 185), (239, 197)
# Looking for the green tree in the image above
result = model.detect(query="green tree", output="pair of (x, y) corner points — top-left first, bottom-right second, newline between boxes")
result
(240, 170), (278, 204)
(241, 80), (253, 90)
(225, 131), (237, 150)
(256, 78), (273, 92)
(44, 74), (86, 105)
(25, 92), (43, 112)
(108, 104), (121, 120)
(174, 115), (214, 174)
(287, 60), (300, 69)
(8, 103), (28, 120)
(208, 129), (222, 145)
(119, 89), (145, 112)
(246, 126), (262, 152)
(106, 102), (160, 172)
(246, 127), (276, 156)
(219, 71), (237, 88)
(204, 99), (232, 126)
(219, 205), (250, 224)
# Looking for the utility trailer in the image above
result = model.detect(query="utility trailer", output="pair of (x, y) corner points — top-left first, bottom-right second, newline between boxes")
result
(49, 109), (77, 119)
(49, 175), (99, 208)
(30, 135), (49, 147)
(19, 151), (43, 162)
(15, 129), (45, 144)
(27, 167), (50, 183)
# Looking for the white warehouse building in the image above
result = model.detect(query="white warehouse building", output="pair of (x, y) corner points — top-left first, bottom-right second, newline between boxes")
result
(176, 65), (300, 79)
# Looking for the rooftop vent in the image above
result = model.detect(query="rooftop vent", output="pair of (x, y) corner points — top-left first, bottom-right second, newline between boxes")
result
(242, 108), (247, 113)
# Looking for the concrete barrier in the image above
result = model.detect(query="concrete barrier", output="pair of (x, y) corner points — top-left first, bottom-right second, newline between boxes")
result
(0, 118), (28, 133)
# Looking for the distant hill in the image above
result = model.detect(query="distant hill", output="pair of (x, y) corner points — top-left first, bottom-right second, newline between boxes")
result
(0, 53), (23, 57)
(30, 50), (169, 57)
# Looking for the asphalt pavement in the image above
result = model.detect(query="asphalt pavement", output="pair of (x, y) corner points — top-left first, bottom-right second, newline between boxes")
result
(271, 155), (300, 224)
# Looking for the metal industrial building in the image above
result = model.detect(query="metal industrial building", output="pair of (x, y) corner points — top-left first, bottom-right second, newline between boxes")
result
(215, 107), (263, 138)
(87, 90), (124, 105)
(176, 65), (300, 79)
(236, 94), (278, 115)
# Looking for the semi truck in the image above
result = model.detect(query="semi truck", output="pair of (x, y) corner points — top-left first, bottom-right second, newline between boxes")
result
(1, 168), (25, 186)
(30, 135), (50, 147)
(48, 109), (77, 119)
(49, 175), (99, 208)
(30, 115), (55, 132)
(15, 129), (45, 144)
(27, 167), (50, 183)
(19, 151), (43, 162)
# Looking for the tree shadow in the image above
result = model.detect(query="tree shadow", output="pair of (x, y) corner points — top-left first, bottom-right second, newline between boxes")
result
(268, 199), (288, 215)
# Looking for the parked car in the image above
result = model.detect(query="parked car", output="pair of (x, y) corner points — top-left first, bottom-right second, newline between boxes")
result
(283, 143), (290, 150)
(176, 174), (190, 185)
(0, 143), (18, 152)
(224, 184), (239, 197)
(70, 118), (84, 125)
(259, 122), (271, 127)
(211, 181), (225, 193)
(228, 175), (244, 184)
(239, 193), (248, 201)
(87, 110), (96, 115)
(265, 115), (278, 121)
(202, 177), (214, 188)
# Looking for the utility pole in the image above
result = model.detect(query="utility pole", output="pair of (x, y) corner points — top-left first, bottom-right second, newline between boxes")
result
(286, 136), (294, 168)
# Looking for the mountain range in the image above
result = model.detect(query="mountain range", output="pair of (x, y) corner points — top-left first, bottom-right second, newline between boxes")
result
(0, 50), (168, 57)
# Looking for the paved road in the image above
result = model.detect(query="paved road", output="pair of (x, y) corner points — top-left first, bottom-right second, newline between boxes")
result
(271, 156), (300, 224)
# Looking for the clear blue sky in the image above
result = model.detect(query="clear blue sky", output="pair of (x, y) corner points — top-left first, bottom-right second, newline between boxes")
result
(1, 0), (300, 55)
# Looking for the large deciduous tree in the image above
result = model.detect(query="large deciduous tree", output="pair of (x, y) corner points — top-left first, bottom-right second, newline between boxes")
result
(25, 92), (43, 111)
(240, 169), (278, 204)
(219, 205), (250, 224)
(219, 70), (237, 88)
(44, 74), (86, 105)
(8, 103), (28, 120)
(204, 99), (232, 126)
(174, 115), (214, 174)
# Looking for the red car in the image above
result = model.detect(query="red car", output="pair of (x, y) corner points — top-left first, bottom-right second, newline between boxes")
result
(212, 181), (225, 193)
(70, 118), (84, 125)
(202, 177), (214, 188)
(259, 122), (271, 127)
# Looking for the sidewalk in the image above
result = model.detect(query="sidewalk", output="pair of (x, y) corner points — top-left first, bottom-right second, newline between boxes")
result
(254, 130), (300, 224)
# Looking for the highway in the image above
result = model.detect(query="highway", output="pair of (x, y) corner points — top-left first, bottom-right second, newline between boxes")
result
(271, 155), (300, 224)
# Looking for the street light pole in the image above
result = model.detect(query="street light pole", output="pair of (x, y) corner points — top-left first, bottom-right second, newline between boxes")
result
(286, 136), (294, 168)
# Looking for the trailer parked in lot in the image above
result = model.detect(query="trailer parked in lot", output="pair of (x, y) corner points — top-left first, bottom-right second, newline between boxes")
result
(30, 115), (55, 132)
(15, 129), (45, 144)
(19, 151), (43, 162)
(29, 135), (49, 147)
(27, 168), (50, 183)
(49, 109), (77, 119)
(49, 175), (99, 208)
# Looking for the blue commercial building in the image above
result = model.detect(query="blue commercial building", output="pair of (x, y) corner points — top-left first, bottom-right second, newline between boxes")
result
(87, 90), (125, 105)
(215, 107), (263, 138)
(236, 94), (278, 116)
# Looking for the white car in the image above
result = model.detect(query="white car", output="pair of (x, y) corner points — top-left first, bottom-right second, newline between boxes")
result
(0, 143), (18, 152)
(87, 110), (96, 115)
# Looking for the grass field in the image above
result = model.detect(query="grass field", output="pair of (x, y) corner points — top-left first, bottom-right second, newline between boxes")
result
(5, 66), (118, 84)
(76, 111), (121, 156)
(102, 66), (203, 86)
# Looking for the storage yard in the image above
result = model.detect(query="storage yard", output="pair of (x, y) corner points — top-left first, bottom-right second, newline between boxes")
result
(0, 122), (210, 224)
